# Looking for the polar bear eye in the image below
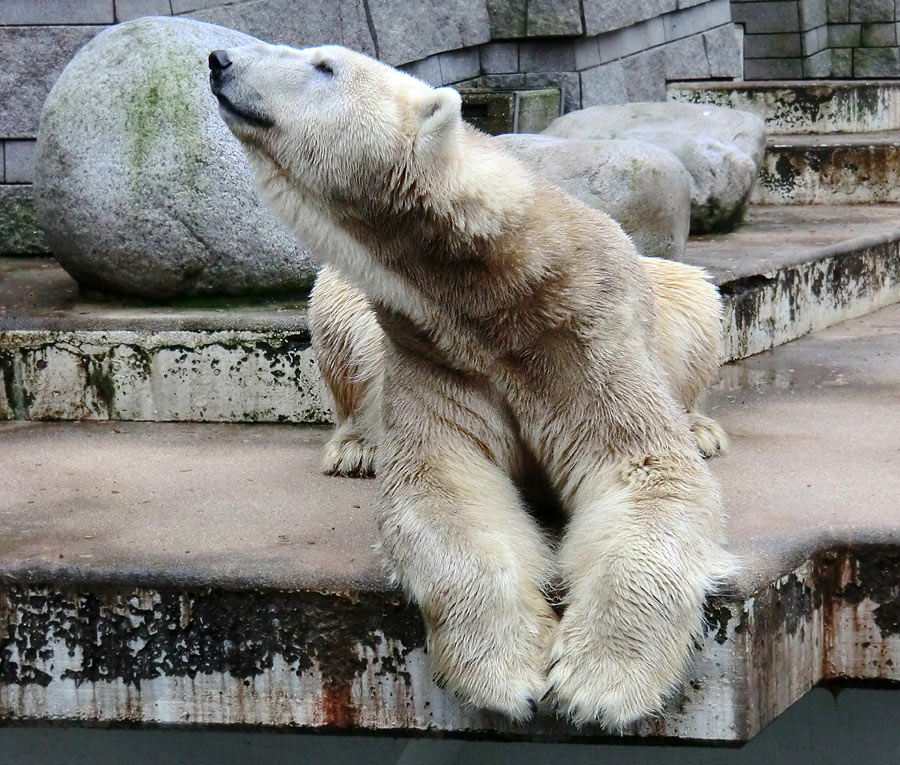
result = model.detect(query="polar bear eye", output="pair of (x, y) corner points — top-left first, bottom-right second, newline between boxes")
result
(314, 61), (334, 76)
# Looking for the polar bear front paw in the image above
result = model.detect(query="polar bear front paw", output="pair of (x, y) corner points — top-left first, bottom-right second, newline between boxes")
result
(688, 413), (729, 459)
(427, 587), (558, 721)
(321, 431), (376, 477)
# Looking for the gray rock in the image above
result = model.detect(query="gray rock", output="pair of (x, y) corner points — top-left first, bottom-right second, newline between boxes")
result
(185, 0), (377, 61)
(486, 0), (582, 38)
(661, 33), (711, 81)
(35, 16), (318, 300)
(0, 186), (48, 257)
(188, 0), (491, 66)
(364, 0), (491, 65)
(0, 25), (103, 137)
(0, 0), (114, 25)
(704, 24), (745, 78)
(526, 0), (583, 36)
(4, 140), (37, 184)
(518, 40), (576, 72)
(582, 0), (676, 36)
(495, 133), (691, 261)
(853, 47), (900, 78)
(438, 48), (481, 84)
(619, 46), (667, 102)
(115, 0), (174, 23)
(580, 61), (628, 107)
(480, 42), (519, 74)
(487, 0), (527, 39)
(543, 102), (767, 233)
(849, 0), (893, 22)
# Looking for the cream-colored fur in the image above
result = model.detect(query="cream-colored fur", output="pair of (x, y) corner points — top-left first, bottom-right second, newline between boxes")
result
(211, 42), (736, 729)
(308, 270), (382, 475)
(311, 256), (729, 476)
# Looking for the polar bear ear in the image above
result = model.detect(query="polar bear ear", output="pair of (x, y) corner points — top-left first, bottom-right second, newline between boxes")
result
(418, 87), (462, 140)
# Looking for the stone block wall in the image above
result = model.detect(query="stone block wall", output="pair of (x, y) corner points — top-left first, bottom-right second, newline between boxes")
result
(0, 0), (742, 255)
(732, 0), (900, 78)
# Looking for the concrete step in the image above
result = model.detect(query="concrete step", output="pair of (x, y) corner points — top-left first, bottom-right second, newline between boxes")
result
(752, 130), (900, 205)
(2, 205), (899, 423)
(1, 304), (899, 740)
(668, 79), (900, 135)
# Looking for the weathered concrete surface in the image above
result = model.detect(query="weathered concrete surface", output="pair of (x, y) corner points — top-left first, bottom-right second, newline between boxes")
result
(752, 130), (900, 205)
(2, 206), (899, 421)
(0, 258), (314, 334)
(0, 329), (331, 423)
(669, 79), (900, 135)
(1, 305), (899, 739)
(686, 205), (900, 359)
(0, 260), (330, 423)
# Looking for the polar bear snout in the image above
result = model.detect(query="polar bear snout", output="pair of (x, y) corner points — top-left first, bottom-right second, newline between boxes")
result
(208, 48), (275, 131)
(208, 50), (232, 72)
(208, 48), (235, 96)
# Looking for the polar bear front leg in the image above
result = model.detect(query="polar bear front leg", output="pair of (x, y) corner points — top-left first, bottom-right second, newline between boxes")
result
(545, 451), (736, 729)
(310, 266), (384, 477)
(376, 364), (557, 720)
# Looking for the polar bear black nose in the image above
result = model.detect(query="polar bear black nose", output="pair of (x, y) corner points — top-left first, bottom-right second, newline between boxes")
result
(209, 50), (232, 71)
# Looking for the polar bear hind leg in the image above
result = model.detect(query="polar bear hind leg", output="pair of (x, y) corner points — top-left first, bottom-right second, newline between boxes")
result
(643, 256), (729, 458)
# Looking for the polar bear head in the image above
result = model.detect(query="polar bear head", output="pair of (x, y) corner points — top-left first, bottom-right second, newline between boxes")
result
(209, 43), (464, 203)
(208, 43), (531, 311)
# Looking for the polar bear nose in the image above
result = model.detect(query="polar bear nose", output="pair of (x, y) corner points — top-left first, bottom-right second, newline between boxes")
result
(209, 50), (232, 71)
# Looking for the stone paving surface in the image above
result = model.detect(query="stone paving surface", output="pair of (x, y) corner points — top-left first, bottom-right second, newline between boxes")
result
(683, 203), (900, 282)
(769, 128), (900, 146)
(2, 303), (898, 596)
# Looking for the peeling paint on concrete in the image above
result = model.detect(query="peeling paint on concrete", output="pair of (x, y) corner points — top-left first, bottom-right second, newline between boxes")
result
(753, 140), (900, 205)
(719, 238), (900, 360)
(2, 237), (898, 421)
(0, 330), (333, 423)
(668, 81), (900, 135)
(1, 548), (896, 741)
(0, 580), (740, 740)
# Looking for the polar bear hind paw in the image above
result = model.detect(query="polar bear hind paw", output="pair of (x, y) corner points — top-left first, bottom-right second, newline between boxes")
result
(689, 413), (729, 459)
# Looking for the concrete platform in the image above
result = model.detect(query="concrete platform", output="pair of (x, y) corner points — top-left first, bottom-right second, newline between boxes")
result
(1, 304), (899, 741)
(668, 80), (900, 135)
(753, 130), (900, 205)
(2, 205), (898, 423)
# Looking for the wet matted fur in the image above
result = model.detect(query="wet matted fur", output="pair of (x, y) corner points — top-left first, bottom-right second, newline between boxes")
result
(211, 42), (736, 728)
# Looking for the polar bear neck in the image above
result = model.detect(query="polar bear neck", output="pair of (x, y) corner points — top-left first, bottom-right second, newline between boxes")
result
(253, 126), (551, 318)
(254, 124), (652, 390)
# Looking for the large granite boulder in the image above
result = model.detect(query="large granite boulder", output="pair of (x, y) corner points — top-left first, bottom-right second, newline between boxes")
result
(542, 102), (767, 233)
(496, 133), (691, 261)
(35, 17), (317, 300)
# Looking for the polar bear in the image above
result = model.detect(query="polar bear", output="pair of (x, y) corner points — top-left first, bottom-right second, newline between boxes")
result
(309, 261), (728, 478)
(209, 44), (736, 729)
